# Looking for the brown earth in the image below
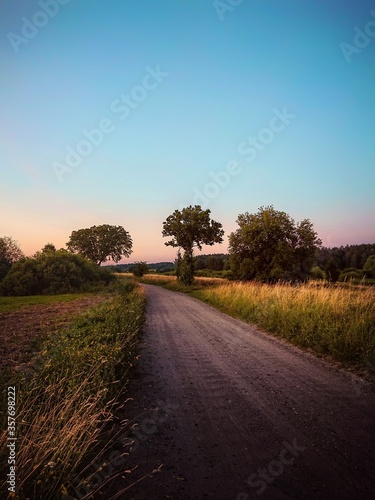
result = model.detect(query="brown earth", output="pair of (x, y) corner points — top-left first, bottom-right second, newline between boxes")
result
(0, 295), (104, 374)
(102, 284), (375, 500)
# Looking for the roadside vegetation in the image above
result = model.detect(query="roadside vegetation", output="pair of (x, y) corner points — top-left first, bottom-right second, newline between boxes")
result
(0, 280), (145, 499)
(195, 280), (375, 366)
(137, 273), (223, 290)
(139, 274), (375, 368)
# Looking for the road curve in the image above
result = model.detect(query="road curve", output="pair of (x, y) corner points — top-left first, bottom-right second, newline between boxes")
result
(109, 284), (375, 500)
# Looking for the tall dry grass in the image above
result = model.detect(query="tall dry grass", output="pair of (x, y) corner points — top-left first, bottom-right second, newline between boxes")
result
(139, 273), (225, 290)
(194, 281), (375, 365)
(0, 281), (145, 499)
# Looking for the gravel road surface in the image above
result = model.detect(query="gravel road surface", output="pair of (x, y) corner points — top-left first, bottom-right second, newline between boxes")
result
(107, 284), (375, 500)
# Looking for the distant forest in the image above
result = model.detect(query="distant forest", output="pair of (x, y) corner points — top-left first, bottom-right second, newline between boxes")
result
(314, 243), (375, 270)
(108, 243), (375, 277)
(108, 261), (176, 273)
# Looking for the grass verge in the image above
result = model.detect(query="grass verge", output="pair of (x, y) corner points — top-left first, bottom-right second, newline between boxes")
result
(0, 280), (145, 499)
(138, 273), (225, 292)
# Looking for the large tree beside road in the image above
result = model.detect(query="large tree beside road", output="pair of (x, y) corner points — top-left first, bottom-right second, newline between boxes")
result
(229, 206), (322, 282)
(67, 224), (133, 265)
(162, 205), (224, 285)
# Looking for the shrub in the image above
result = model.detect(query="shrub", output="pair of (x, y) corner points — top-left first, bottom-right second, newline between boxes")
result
(1, 250), (113, 296)
(310, 266), (325, 280)
(325, 257), (340, 282)
(363, 255), (375, 278)
(132, 261), (149, 277)
(339, 269), (364, 282)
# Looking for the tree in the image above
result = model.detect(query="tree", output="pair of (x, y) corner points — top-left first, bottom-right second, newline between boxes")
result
(67, 225), (132, 265)
(132, 261), (149, 277)
(162, 205), (224, 285)
(41, 243), (56, 253)
(0, 236), (24, 280)
(325, 257), (340, 282)
(33, 243), (57, 259)
(229, 206), (322, 282)
(363, 255), (375, 278)
(206, 255), (224, 271)
(315, 244), (375, 271)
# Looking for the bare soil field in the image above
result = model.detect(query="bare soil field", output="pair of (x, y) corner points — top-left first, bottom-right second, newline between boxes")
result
(0, 295), (104, 374)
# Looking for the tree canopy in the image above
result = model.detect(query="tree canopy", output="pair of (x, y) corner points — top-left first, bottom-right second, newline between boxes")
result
(363, 255), (375, 278)
(132, 261), (149, 277)
(162, 205), (224, 285)
(315, 243), (375, 271)
(229, 206), (322, 282)
(162, 205), (224, 251)
(0, 236), (24, 280)
(325, 257), (340, 283)
(67, 224), (132, 265)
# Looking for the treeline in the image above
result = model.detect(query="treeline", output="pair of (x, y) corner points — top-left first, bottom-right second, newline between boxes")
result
(0, 224), (132, 296)
(109, 243), (375, 283)
(108, 262), (175, 274)
(315, 244), (375, 270)
(2, 214), (374, 295)
(194, 253), (230, 271)
(109, 256), (230, 273)
(190, 244), (375, 276)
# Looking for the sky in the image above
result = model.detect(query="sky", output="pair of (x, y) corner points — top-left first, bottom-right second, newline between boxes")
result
(1, 0), (374, 263)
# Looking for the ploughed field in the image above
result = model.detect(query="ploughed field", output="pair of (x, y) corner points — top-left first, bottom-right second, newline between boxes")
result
(0, 295), (103, 376)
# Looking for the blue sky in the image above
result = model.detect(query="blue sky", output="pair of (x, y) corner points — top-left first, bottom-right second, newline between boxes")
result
(1, 0), (374, 262)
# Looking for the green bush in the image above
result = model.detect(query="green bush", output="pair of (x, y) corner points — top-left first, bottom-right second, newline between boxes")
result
(310, 266), (325, 280)
(342, 267), (361, 273)
(195, 269), (215, 277)
(325, 257), (340, 282)
(221, 269), (234, 280)
(339, 269), (364, 282)
(1, 250), (113, 296)
(132, 261), (149, 277)
(363, 255), (375, 278)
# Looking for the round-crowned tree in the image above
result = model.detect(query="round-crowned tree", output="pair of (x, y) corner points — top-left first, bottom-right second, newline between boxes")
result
(67, 224), (133, 265)
(229, 206), (322, 282)
(162, 205), (224, 285)
(132, 261), (149, 277)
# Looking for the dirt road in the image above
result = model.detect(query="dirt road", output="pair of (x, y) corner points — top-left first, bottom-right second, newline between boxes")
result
(108, 284), (375, 500)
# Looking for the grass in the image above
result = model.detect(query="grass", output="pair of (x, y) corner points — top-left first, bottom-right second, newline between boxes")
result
(0, 293), (89, 313)
(138, 273), (225, 292)
(139, 274), (375, 368)
(0, 280), (146, 500)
